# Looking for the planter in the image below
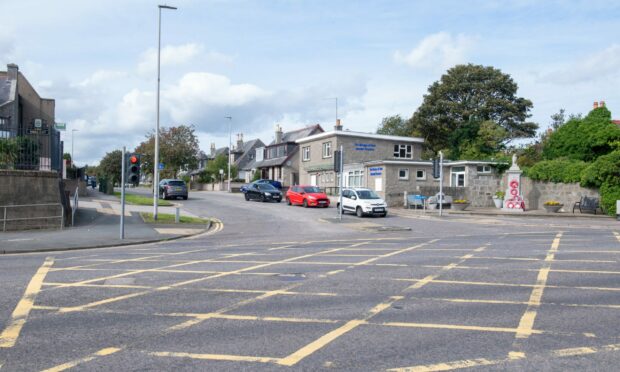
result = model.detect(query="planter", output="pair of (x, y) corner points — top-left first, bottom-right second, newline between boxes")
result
(451, 203), (470, 211)
(492, 197), (503, 209)
(543, 204), (563, 213)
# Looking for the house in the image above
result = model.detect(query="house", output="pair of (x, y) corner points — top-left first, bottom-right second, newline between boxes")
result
(0, 63), (62, 171)
(231, 133), (264, 182)
(252, 124), (324, 187)
(295, 121), (503, 206)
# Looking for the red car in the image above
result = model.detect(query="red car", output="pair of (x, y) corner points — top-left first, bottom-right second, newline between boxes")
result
(286, 185), (330, 208)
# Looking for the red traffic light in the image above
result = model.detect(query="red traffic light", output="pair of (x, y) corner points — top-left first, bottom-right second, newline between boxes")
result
(129, 155), (138, 164)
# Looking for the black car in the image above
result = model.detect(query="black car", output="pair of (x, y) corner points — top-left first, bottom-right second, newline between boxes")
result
(159, 179), (188, 200)
(244, 183), (282, 202)
(240, 179), (283, 193)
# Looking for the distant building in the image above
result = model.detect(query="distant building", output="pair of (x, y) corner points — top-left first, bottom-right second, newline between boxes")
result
(253, 124), (324, 187)
(0, 63), (62, 171)
(231, 133), (264, 182)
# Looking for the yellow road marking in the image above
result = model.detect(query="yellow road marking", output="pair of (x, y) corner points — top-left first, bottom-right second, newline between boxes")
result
(406, 247), (486, 291)
(166, 313), (340, 324)
(514, 232), (561, 340)
(0, 257), (54, 348)
(408, 296), (620, 310)
(380, 321), (542, 334)
(393, 278), (620, 292)
(278, 296), (403, 366)
(40, 347), (121, 372)
(149, 351), (279, 363)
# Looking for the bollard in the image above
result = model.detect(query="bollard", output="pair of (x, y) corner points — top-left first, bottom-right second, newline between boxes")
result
(175, 206), (180, 224)
(616, 200), (620, 221)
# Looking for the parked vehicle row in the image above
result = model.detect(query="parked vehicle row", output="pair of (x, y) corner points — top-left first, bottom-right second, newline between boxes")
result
(244, 183), (387, 218)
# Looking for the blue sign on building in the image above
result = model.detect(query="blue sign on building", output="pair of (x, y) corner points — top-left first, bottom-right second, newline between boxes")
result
(369, 166), (383, 176)
(354, 143), (376, 151)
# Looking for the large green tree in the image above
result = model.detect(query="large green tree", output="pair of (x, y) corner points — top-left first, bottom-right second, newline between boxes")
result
(135, 125), (200, 179)
(543, 106), (620, 162)
(410, 64), (537, 155)
(376, 115), (411, 137)
(198, 154), (237, 183)
(98, 149), (123, 184)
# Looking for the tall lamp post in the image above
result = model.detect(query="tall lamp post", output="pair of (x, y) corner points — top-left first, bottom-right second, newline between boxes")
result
(71, 129), (78, 167)
(153, 4), (177, 220)
(225, 116), (232, 192)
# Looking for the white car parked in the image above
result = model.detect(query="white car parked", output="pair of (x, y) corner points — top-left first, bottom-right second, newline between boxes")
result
(337, 188), (388, 217)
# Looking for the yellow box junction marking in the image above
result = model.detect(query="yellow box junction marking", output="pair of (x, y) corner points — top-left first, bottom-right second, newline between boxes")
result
(40, 347), (121, 372)
(514, 232), (562, 340)
(0, 257), (54, 348)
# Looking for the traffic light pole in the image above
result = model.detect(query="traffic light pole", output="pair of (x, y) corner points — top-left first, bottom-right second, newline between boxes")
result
(339, 145), (343, 221)
(120, 147), (126, 239)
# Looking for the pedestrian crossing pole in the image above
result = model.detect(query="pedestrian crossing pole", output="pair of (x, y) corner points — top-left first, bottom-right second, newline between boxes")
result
(338, 145), (344, 220)
(120, 146), (126, 240)
(439, 150), (443, 217)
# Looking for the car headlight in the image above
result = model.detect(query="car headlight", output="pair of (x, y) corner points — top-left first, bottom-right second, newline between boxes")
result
(307, 196), (316, 200)
(264, 192), (271, 196)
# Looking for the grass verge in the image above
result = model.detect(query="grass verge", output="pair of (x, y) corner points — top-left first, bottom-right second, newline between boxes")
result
(114, 192), (173, 206)
(140, 212), (211, 224)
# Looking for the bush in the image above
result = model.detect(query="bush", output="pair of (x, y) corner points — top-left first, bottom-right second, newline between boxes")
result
(600, 182), (620, 216)
(580, 150), (620, 188)
(524, 159), (588, 183)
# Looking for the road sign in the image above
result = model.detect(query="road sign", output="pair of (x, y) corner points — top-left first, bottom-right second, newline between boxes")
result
(159, 163), (164, 170)
(55, 122), (66, 131)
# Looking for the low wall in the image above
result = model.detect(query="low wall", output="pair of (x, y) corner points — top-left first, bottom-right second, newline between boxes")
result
(190, 182), (245, 193)
(520, 178), (599, 211)
(63, 179), (88, 196)
(0, 170), (65, 230)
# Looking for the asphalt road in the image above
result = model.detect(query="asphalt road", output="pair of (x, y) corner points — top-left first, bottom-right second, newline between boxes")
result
(0, 191), (619, 371)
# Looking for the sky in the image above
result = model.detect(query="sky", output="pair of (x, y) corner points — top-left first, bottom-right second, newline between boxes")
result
(2, 0), (619, 166)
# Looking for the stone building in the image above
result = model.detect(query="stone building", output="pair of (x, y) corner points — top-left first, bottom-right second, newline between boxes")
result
(295, 122), (504, 206)
(253, 124), (324, 187)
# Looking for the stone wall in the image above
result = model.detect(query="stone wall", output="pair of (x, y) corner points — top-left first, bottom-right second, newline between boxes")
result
(520, 177), (599, 211)
(63, 179), (88, 196)
(466, 172), (502, 207)
(0, 170), (65, 230)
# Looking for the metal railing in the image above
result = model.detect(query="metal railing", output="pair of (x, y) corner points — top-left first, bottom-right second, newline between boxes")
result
(0, 130), (62, 172)
(1, 203), (64, 232)
(71, 186), (79, 226)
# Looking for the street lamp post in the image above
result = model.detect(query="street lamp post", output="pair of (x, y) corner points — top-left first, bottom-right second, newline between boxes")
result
(153, 4), (177, 220)
(225, 116), (232, 192)
(71, 129), (78, 167)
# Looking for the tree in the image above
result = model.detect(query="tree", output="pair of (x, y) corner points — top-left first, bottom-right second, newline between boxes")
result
(135, 125), (200, 179)
(543, 106), (620, 162)
(410, 64), (537, 154)
(376, 115), (411, 137)
(98, 150), (123, 184)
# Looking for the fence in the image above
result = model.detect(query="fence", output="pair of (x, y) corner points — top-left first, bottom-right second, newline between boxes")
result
(0, 130), (62, 172)
(1, 203), (64, 231)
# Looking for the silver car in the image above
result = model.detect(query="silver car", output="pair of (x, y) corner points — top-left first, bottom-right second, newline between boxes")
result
(159, 179), (188, 200)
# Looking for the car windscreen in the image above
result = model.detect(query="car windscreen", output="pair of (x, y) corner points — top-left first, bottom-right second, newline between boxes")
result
(303, 187), (321, 193)
(357, 190), (380, 199)
(258, 184), (277, 191)
(168, 181), (185, 186)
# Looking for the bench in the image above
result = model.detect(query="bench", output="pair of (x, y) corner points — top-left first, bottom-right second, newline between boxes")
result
(407, 194), (427, 209)
(572, 196), (602, 214)
(427, 193), (453, 209)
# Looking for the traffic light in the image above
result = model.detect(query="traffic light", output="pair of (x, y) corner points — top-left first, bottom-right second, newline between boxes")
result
(333, 150), (341, 173)
(432, 158), (440, 179)
(126, 153), (141, 185)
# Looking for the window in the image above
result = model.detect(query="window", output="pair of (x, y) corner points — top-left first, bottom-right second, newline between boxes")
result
(322, 142), (332, 158)
(398, 168), (409, 180)
(302, 146), (310, 161)
(347, 170), (364, 188)
(393, 144), (413, 159)
(451, 166), (466, 187)
(416, 169), (426, 180)
(477, 165), (491, 173)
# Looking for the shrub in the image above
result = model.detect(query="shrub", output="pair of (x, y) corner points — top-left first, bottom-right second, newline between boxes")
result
(580, 150), (620, 188)
(524, 159), (588, 183)
(600, 183), (620, 216)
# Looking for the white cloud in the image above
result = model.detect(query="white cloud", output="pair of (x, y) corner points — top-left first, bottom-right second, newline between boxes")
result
(394, 32), (475, 70)
(137, 43), (203, 75)
(78, 70), (127, 87)
(540, 44), (620, 85)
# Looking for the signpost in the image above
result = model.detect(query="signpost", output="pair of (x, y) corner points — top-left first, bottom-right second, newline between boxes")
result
(120, 147), (126, 239)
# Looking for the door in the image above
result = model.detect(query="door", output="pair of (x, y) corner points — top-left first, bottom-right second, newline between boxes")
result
(310, 174), (317, 186)
(342, 190), (356, 211)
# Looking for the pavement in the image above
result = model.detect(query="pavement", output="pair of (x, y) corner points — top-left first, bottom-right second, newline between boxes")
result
(0, 189), (211, 254)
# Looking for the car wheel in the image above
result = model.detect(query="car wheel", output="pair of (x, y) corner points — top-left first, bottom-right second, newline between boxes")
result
(183, 195), (188, 200)
(277, 198), (282, 203)
(356, 207), (364, 218)
(245, 193), (250, 201)
(162, 191), (168, 200)
(381, 212), (387, 217)
(286, 197), (292, 205)
(261, 195), (266, 202)
(302, 199), (308, 208)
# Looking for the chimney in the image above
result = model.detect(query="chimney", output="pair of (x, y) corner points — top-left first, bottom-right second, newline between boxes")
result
(593, 101), (599, 109)
(7, 63), (18, 81)
(275, 124), (283, 144)
(236, 133), (244, 151)
(210, 142), (216, 157)
(600, 101), (605, 108)
(334, 118), (343, 131)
